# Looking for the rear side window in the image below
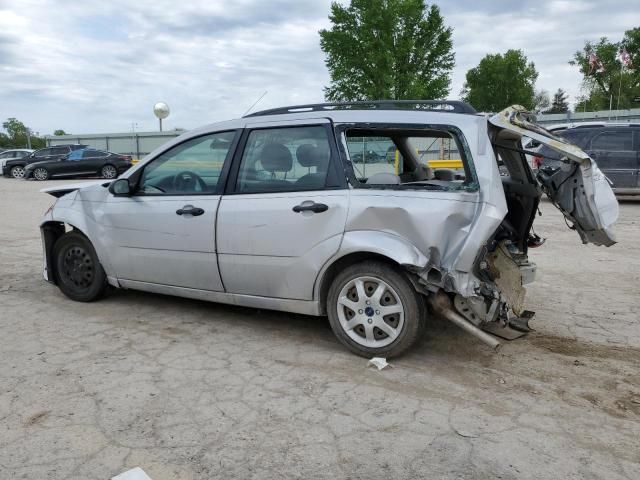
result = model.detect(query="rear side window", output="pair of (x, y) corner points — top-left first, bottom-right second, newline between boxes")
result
(343, 127), (472, 190)
(591, 131), (633, 151)
(82, 150), (104, 158)
(235, 126), (334, 193)
(35, 149), (51, 157)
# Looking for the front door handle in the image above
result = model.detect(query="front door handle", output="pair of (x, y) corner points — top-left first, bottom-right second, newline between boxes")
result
(292, 201), (329, 213)
(176, 205), (205, 216)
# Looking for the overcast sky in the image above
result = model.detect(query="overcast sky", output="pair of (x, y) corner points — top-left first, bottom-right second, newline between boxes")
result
(1, 0), (639, 135)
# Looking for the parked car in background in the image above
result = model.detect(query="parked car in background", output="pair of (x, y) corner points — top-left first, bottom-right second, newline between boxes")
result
(24, 148), (133, 181)
(38, 101), (618, 358)
(535, 124), (640, 194)
(2, 144), (87, 178)
(351, 150), (382, 163)
(0, 149), (34, 170)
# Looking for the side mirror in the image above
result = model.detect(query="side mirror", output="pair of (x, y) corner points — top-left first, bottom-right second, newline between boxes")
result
(109, 178), (132, 196)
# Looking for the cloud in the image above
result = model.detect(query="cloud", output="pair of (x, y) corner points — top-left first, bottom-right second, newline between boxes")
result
(1, 0), (639, 134)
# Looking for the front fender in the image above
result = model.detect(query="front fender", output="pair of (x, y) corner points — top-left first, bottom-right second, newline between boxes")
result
(41, 194), (116, 281)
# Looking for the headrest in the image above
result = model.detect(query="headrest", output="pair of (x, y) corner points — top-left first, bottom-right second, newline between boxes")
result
(296, 143), (329, 168)
(261, 143), (292, 173)
(366, 172), (401, 185)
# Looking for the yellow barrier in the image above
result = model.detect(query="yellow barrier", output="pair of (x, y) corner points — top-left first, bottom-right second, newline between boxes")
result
(427, 159), (463, 169)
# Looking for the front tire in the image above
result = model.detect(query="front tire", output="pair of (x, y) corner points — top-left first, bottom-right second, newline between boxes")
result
(327, 261), (426, 358)
(101, 164), (117, 179)
(33, 167), (49, 181)
(53, 231), (108, 302)
(10, 165), (25, 179)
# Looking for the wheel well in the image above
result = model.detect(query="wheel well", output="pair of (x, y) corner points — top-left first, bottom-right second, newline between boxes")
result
(41, 221), (89, 284)
(318, 252), (406, 315)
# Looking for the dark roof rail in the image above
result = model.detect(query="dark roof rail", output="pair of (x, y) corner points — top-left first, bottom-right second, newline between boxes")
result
(244, 100), (477, 117)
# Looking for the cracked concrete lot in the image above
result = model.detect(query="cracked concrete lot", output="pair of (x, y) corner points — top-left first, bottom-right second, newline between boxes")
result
(0, 178), (639, 480)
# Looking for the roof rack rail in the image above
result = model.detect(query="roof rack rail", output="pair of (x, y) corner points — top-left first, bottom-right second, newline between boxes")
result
(244, 100), (477, 117)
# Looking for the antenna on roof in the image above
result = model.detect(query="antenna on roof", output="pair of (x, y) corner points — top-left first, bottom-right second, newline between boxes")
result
(242, 91), (268, 117)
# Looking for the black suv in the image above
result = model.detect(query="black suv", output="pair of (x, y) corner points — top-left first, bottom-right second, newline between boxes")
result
(536, 125), (640, 194)
(2, 144), (87, 179)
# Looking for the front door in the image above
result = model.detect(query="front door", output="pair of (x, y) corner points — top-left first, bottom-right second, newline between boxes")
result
(587, 129), (636, 189)
(217, 122), (348, 300)
(100, 130), (238, 291)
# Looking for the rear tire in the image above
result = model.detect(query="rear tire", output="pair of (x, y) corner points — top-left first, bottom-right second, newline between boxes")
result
(327, 260), (426, 358)
(10, 165), (25, 179)
(53, 231), (108, 302)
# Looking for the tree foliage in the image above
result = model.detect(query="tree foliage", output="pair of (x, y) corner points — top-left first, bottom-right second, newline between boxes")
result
(319, 0), (455, 101)
(0, 118), (45, 149)
(461, 49), (538, 112)
(534, 89), (550, 113)
(570, 27), (640, 111)
(545, 88), (569, 113)
(53, 129), (68, 136)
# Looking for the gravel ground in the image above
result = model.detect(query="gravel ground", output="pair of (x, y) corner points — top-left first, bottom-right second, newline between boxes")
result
(0, 178), (639, 480)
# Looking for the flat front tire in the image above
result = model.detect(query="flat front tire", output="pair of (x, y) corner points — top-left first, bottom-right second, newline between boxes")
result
(327, 261), (426, 358)
(53, 231), (108, 302)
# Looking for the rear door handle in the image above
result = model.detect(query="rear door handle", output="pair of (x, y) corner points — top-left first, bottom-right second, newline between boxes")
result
(176, 204), (205, 216)
(292, 201), (329, 213)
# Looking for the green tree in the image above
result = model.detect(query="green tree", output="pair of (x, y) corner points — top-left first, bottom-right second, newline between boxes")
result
(570, 28), (640, 111)
(0, 118), (46, 149)
(319, 0), (454, 101)
(461, 49), (538, 112)
(534, 89), (550, 113)
(545, 88), (569, 113)
(53, 129), (68, 136)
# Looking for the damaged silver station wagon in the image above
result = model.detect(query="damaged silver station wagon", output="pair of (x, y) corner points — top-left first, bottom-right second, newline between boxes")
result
(40, 101), (619, 357)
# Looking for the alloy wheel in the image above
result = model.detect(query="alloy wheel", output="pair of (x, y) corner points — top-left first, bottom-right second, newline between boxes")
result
(102, 165), (117, 179)
(11, 166), (25, 179)
(336, 275), (405, 348)
(33, 167), (48, 181)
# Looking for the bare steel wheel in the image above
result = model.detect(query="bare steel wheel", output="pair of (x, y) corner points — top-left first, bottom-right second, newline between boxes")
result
(33, 167), (49, 181)
(101, 164), (117, 179)
(10, 165), (25, 179)
(327, 261), (426, 358)
(53, 231), (108, 302)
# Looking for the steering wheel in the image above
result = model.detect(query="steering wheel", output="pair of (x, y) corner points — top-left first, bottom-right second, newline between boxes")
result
(172, 171), (207, 193)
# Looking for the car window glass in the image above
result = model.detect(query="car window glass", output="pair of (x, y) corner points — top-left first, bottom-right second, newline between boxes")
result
(67, 150), (83, 161)
(35, 149), (51, 157)
(0, 152), (10, 159)
(236, 126), (332, 193)
(82, 150), (103, 158)
(591, 131), (633, 151)
(345, 129), (467, 188)
(50, 147), (68, 155)
(139, 131), (235, 195)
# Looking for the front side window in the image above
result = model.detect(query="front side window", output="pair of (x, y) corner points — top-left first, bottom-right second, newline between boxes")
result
(344, 127), (472, 190)
(50, 147), (69, 156)
(138, 131), (235, 195)
(236, 126), (333, 193)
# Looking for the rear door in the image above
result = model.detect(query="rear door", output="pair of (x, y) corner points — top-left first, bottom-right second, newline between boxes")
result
(489, 106), (618, 246)
(216, 120), (348, 300)
(586, 129), (636, 188)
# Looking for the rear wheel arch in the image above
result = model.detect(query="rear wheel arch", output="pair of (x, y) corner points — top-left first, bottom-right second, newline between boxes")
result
(317, 251), (416, 315)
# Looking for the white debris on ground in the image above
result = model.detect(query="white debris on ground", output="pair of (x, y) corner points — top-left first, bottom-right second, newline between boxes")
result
(368, 357), (391, 370)
(111, 467), (153, 480)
